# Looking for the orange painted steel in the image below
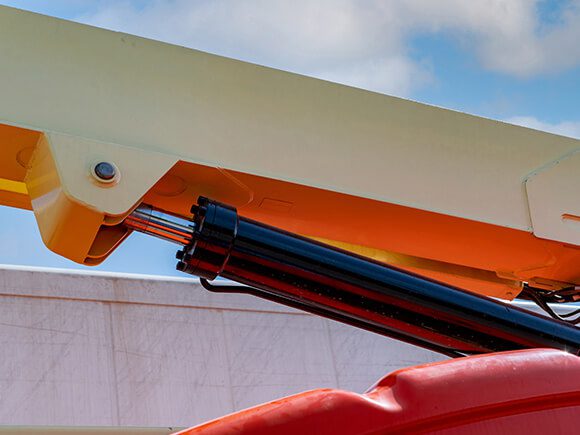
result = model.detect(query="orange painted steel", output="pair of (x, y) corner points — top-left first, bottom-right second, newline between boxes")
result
(0, 124), (41, 210)
(144, 161), (580, 299)
(175, 349), (580, 434)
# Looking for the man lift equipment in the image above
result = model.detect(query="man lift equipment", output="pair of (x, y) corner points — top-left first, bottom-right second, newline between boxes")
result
(1, 5), (580, 433)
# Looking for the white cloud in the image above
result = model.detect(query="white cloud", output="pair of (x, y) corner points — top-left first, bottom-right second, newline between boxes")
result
(472, 1), (580, 76)
(505, 116), (580, 139)
(76, 0), (580, 95)
(78, 0), (424, 96)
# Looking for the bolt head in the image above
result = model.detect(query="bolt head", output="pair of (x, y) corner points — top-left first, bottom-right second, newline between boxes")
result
(93, 162), (117, 182)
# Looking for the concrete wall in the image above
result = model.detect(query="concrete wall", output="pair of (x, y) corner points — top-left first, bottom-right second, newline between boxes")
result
(0, 265), (443, 428)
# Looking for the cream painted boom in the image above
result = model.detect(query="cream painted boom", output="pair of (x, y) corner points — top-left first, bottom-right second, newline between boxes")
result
(0, 5), (578, 227)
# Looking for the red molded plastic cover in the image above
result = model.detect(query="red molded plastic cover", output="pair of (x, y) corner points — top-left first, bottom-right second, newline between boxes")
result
(175, 349), (580, 434)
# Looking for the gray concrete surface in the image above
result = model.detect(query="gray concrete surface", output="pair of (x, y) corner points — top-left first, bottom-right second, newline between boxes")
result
(0, 265), (444, 427)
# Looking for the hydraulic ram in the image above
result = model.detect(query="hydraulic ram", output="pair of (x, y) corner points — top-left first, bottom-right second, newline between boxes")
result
(125, 197), (580, 357)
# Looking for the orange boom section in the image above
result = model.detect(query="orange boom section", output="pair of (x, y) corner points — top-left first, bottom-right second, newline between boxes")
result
(140, 160), (580, 300)
(0, 124), (41, 210)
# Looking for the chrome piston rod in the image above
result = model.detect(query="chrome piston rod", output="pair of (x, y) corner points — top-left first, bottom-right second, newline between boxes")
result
(124, 204), (195, 245)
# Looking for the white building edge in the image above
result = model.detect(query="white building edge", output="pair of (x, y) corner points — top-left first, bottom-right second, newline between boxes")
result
(0, 265), (443, 429)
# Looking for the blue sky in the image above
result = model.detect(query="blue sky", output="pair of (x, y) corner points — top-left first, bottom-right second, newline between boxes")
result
(0, 0), (579, 276)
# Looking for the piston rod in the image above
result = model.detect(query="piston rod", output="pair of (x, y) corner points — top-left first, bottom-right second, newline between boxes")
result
(125, 198), (580, 357)
(124, 204), (195, 245)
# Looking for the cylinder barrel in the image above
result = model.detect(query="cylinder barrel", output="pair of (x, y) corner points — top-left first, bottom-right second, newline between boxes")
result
(176, 197), (580, 356)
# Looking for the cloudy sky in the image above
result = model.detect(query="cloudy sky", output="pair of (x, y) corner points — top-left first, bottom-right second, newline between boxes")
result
(0, 0), (579, 275)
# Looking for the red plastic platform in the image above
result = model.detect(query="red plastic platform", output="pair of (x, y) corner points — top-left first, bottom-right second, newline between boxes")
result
(176, 349), (580, 434)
